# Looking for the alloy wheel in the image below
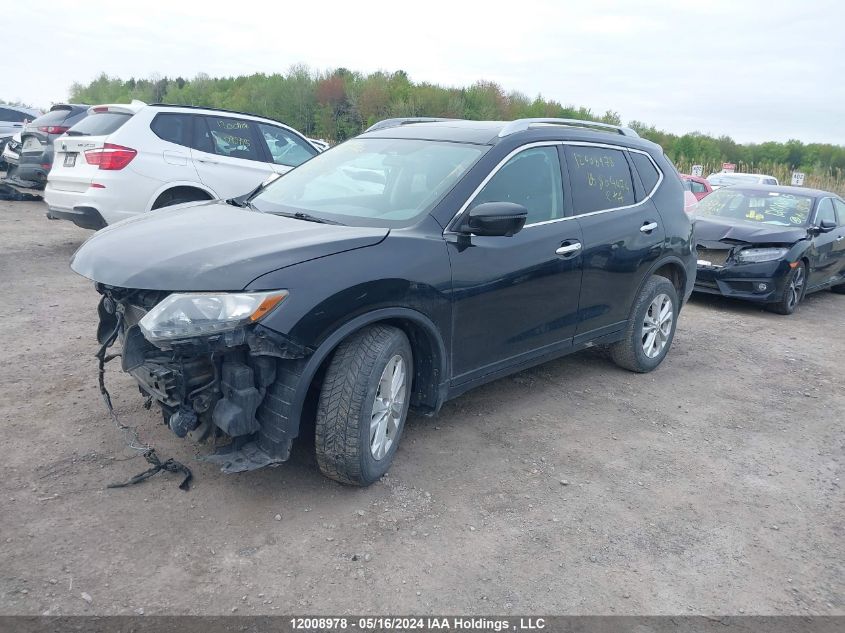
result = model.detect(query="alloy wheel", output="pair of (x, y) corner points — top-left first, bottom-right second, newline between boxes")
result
(641, 293), (674, 359)
(369, 354), (406, 461)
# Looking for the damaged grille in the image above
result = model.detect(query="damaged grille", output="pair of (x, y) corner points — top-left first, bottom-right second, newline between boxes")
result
(696, 247), (732, 268)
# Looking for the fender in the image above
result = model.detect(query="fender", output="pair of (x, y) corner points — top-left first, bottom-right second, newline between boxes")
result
(145, 180), (218, 212)
(287, 307), (450, 432)
(640, 253), (695, 306)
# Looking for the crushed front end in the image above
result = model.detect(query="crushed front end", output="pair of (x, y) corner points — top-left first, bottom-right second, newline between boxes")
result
(96, 284), (310, 473)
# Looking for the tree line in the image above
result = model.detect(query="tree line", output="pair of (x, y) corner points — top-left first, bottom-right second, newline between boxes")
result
(66, 67), (845, 180)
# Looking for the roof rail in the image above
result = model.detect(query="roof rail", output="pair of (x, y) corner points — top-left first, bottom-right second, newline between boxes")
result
(498, 118), (639, 138)
(364, 117), (458, 133)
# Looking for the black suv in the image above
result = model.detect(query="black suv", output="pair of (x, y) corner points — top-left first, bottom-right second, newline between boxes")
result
(71, 117), (696, 486)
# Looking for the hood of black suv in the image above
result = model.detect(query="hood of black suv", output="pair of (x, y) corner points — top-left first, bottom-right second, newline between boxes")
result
(70, 201), (389, 291)
(694, 216), (807, 245)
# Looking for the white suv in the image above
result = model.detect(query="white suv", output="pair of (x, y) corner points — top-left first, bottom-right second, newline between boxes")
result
(45, 101), (319, 229)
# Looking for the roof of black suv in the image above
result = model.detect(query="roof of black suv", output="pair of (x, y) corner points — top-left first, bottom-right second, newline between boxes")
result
(360, 117), (660, 152)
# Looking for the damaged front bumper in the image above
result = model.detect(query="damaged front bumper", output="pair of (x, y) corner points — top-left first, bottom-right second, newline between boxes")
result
(99, 286), (311, 473)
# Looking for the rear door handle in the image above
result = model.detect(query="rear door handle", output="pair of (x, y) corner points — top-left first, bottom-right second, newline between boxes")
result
(640, 221), (659, 233)
(196, 158), (219, 165)
(556, 241), (582, 256)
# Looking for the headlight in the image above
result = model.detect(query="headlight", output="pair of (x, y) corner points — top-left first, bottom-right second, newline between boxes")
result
(139, 290), (288, 342)
(735, 247), (789, 263)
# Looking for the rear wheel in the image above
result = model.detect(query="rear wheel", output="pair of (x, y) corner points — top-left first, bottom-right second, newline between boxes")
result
(767, 262), (805, 315)
(314, 325), (412, 486)
(610, 275), (679, 373)
(151, 188), (210, 210)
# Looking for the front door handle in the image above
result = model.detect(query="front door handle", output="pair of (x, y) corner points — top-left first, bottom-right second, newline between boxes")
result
(556, 241), (582, 256)
(640, 221), (659, 233)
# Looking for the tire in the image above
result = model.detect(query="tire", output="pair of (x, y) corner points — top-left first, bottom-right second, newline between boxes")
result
(151, 189), (209, 210)
(610, 275), (679, 373)
(315, 324), (413, 486)
(767, 261), (806, 315)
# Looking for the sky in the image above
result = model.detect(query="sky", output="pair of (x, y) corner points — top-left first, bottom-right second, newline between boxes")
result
(3, 0), (844, 145)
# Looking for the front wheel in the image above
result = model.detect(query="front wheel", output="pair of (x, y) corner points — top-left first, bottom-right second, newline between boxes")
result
(315, 324), (412, 486)
(767, 261), (805, 315)
(610, 275), (679, 373)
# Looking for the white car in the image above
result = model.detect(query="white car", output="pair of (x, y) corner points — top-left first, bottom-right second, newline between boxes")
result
(45, 101), (319, 229)
(706, 172), (779, 189)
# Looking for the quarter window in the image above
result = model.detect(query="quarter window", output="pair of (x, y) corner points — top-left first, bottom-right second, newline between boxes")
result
(565, 146), (635, 213)
(257, 123), (317, 167)
(630, 152), (660, 194)
(150, 113), (192, 147)
(196, 116), (262, 161)
(689, 180), (707, 194)
(472, 146), (563, 224)
(816, 198), (837, 225)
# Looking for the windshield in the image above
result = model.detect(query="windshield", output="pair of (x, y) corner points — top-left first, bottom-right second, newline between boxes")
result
(250, 138), (487, 227)
(694, 188), (814, 226)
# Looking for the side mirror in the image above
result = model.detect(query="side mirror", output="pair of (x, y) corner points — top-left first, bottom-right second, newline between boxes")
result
(460, 202), (528, 237)
(817, 219), (837, 233)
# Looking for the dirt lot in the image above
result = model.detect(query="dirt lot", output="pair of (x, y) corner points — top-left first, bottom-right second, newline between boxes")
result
(0, 199), (842, 616)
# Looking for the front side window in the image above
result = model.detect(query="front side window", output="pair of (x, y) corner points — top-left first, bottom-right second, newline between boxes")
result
(816, 198), (837, 225)
(565, 146), (635, 213)
(695, 188), (813, 226)
(150, 113), (192, 147)
(257, 123), (317, 167)
(832, 199), (845, 222)
(198, 116), (262, 161)
(472, 146), (563, 224)
(250, 138), (485, 228)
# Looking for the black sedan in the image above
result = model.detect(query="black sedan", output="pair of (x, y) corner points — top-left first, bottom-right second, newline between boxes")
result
(693, 185), (845, 314)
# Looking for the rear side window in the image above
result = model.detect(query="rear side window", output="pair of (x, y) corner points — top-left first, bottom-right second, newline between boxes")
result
(67, 112), (131, 137)
(194, 116), (262, 162)
(629, 152), (661, 195)
(150, 113), (192, 147)
(565, 146), (635, 213)
(257, 123), (317, 167)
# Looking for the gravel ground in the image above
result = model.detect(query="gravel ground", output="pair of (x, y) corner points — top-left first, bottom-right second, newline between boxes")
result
(0, 199), (842, 616)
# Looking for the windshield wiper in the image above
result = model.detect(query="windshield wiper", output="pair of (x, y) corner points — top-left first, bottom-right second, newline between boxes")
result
(268, 210), (345, 225)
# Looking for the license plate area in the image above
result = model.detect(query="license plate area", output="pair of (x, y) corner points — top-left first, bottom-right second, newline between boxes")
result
(63, 153), (77, 167)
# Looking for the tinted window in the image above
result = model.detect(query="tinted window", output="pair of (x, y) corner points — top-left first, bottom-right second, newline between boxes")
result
(67, 112), (132, 137)
(150, 113), (192, 147)
(565, 146), (635, 213)
(31, 109), (73, 125)
(763, 178), (778, 185)
(689, 180), (707, 193)
(0, 107), (33, 123)
(200, 116), (262, 161)
(630, 152), (660, 194)
(816, 198), (837, 225)
(257, 123), (317, 167)
(472, 146), (563, 224)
